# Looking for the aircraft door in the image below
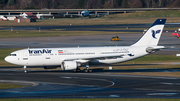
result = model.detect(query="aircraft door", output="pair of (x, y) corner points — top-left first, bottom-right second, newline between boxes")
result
(23, 51), (29, 65)
(42, 53), (51, 66)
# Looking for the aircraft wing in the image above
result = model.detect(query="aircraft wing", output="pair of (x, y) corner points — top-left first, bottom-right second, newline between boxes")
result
(63, 14), (82, 17)
(89, 14), (96, 16)
(63, 53), (132, 62)
(90, 13), (107, 16)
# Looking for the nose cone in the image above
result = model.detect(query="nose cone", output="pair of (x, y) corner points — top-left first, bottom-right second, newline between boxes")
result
(4, 56), (15, 65)
(4, 56), (10, 63)
(5, 55), (22, 66)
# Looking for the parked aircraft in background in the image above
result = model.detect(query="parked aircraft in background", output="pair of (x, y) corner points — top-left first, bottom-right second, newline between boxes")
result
(63, 9), (102, 18)
(0, 16), (8, 21)
(36, 14), (53, 19)
(5, 19), (166, 73)
(63, 2), (107, 18)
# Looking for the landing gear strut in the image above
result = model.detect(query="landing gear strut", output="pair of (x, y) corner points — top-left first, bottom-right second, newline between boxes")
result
(23, 66), (27, 73)
(83, 63), (92, 73)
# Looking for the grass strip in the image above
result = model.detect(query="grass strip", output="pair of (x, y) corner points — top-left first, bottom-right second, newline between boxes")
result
(104, 10), (180, 19)
(0, 48), (19, 66)
(0, 83), (26, 89)
(122, 55), (180, 64)
(0, 30), (125, 38)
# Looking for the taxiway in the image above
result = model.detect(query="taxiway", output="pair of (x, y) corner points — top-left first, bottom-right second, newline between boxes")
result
(0, 69), (180, 98)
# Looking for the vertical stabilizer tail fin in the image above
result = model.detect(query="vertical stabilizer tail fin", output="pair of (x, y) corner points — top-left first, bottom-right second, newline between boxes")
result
(132, 19), (166, 47)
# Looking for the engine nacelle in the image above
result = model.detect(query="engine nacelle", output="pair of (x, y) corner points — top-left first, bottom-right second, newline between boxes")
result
(43, 66), (57, 69)
(61, 61), (81, 70)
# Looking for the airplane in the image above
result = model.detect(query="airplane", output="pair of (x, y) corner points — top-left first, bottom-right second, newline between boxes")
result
(0, 15), (8, 21)
(5, 19), (166, 73)
(36, 14), (53, 19)
(63, 2), (106, 18)
(63, 8), (94, 18)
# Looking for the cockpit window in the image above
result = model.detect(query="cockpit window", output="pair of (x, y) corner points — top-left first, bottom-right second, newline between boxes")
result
(9, 54), (17, 56)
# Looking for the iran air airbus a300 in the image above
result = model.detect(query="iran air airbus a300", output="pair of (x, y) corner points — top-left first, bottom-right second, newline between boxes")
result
(5, 19), (166, 73)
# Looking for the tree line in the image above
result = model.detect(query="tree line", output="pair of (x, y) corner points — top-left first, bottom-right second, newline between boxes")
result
(0, 0), (180, 9)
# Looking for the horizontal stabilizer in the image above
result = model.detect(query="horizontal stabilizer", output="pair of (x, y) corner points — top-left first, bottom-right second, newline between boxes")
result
(146, 46), (166, 53)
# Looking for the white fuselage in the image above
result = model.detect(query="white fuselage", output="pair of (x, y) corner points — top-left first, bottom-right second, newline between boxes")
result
(5, 46), (148, 66)
(81, 11), (90, 17)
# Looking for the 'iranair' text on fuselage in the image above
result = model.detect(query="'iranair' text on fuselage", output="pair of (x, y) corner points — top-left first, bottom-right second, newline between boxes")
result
(29, 49), (52, 56)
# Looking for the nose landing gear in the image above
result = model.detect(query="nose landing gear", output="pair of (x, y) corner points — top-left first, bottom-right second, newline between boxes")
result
(23, 66), (27, 73)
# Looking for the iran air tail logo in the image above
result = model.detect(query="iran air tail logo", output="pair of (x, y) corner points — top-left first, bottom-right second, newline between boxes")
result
(152, 30), (161, 39)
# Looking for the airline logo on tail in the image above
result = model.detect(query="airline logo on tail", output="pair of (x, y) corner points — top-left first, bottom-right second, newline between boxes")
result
(152, 29), (161, 39)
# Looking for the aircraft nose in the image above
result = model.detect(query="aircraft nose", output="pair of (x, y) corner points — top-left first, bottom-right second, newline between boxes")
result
(4, 56), (10, 63)
(4, 56), (13, 64)
(4, 55), (20, 65)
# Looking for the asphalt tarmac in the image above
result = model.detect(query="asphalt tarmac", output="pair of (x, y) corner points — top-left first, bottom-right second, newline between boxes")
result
(0, 24), (180, 98)
(0, 23), (180, 32)
(0, 69), (180, 98)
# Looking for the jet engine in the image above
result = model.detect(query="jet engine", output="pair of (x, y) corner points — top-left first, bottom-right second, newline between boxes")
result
(61, 61), (81, 70)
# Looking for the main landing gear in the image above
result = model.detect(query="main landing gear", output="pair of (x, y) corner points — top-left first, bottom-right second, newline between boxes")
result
(84, 63), (92, 73)
(73, 69), (92, 73)
(73, 68), (81, 72)
(83, 69), (92, 73)
(73, 63), (92, 73)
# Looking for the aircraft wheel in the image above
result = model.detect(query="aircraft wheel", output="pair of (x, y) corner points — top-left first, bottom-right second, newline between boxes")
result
(84, 69), (88, 73)
(84, 69), (92, 73)
(73, 68), (81, 73)
(73, 70), (77, 72)
(76, 69), (81, 72)
(88, 69), (92, 73)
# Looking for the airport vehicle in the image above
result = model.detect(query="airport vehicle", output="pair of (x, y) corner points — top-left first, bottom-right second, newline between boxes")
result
(172, 33), (180, 38)
(111, 36), (119, 41)
(5, 19), (166, 73)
